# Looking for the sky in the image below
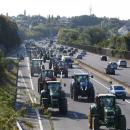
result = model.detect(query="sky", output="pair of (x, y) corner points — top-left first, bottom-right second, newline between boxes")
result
(0, 0), (130, 20)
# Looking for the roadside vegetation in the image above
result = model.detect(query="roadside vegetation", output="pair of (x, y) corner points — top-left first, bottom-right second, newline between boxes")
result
(57, 27), (130, 52)
(0, 15), (21, 53)
(0, 57), (18, 130)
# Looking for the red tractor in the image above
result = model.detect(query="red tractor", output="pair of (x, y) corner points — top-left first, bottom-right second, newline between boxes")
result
(38, 69), (56, 94)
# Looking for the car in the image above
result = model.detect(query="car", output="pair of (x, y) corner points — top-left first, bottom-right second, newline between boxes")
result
(69, 52), (73, 56)
(63, 50), (67, 54)
(108, 85), (126, 101)
(101, 55), (107, 61)
(70, 72), (95, 102)
(117, 60), (127, 68)
(80, 50), (87, 56)
(105, 64), (115, 75)
(108, 62), (118, 69)
(76, 54), (82, 59)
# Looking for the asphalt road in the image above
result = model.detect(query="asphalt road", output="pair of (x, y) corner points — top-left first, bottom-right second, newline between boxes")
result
(16, 43), (130, 130)
(77, 51), (130, 87)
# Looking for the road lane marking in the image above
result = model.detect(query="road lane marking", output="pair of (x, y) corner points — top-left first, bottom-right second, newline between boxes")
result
(75, 67), (130, 104)
(36, 109), (44, 130)
(19, 70), (44, 130)
(125, 100), (130, 104)
(29, 74), (34, 90)
(26, 57), (34, 90)
(92, 78), (108, 90)
(27, 57), (30, 71)
(19, 71), (34, 103)
(92, 76), (130, 104)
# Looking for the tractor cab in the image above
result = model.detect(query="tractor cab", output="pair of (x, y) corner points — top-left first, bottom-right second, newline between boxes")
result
(96, 94), (115, 108)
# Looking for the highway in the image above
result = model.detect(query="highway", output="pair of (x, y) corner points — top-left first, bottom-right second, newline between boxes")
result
(16, 42), (130, 130)
(77, 51), (130, 87)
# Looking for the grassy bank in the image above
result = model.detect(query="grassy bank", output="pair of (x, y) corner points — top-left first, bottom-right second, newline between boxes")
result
(0, 60), (18, 130)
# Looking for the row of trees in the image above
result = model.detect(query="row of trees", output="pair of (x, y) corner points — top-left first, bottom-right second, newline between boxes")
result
(58, 27), (130, 51)
(58, 27), (109, 45)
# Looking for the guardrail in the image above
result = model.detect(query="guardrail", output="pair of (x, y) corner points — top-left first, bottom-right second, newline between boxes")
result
(17, 121), (23, 130)
(77, 59), (130, 92)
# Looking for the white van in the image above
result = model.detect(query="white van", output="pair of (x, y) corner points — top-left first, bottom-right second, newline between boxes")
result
(61, 56), (73, 68)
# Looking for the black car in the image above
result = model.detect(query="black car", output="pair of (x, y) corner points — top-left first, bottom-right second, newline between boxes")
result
(101, 55), (107, 61)
(106, 64), (115, 75)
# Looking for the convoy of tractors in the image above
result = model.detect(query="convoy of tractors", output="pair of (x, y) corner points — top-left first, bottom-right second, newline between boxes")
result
(25, 39), (127, 130)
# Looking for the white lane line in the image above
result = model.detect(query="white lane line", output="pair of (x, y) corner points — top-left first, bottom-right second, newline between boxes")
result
(19, 70), (44, 130)
(125, 100), (130, 104)
(26, 57), (30, 71)
(29, 74), (34, 90)
(92, 78), (108, 90)
(19, 71), (34, 103)
(34, 98), (37, 103)
(92, 76), (130, 104)
(36, 109), (43, 130)
(26, 57), (34, 90)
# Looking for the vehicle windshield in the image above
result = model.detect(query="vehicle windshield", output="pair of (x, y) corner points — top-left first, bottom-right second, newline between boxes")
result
(100, 97), (114, 107)
(114, 86), (124, 90)
(48, 83), (61, 91)
(41, 70), (54, 78)
(65, 58), (72, 63)
(32, 60), (41, 67)
(76, 75), (89, 82)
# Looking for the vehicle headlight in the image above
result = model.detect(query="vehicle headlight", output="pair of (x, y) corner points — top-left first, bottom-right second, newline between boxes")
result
(80, 86), (84, 90)
(85, 86), (87, 90)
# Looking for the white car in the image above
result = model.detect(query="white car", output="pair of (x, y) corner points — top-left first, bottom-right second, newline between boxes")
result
(117, 60), (127, 68)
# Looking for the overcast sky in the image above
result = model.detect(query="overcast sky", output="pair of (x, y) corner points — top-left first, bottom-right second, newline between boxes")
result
(0, 0), (130, 20)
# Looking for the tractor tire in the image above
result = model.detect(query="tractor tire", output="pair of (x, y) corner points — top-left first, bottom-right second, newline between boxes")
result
(118, 115), (126, 130)
(54, 72), (57, 77)
(88, 112), (92, 129)
(88, 88), (95, 102)
(31, 72), (34, 77)
(92, 117), (99, 130)
(70, 87), (73, 99)
(73, 87), (78, 101)
(59, 98), (68, 115)
(65, 71), (68, 78)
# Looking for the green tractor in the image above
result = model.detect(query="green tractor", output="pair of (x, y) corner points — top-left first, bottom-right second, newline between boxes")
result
(40, 81), (68, 115)
(88, 94), (126, 130)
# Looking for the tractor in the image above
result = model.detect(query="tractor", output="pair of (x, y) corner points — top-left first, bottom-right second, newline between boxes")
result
(88, 94), (126, 130)
(40, 81), (68, 115)
(38, 69), (56, 94)
(70, 72), (95, 102)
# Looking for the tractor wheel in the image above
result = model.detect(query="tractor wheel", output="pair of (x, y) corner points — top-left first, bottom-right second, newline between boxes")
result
(59, 98), (68, 115)
(88, 88), (95, 102)
(73, 87), (78, 101)
(54, 72), (57, 77)
(118, 115), (126, 130)
(65, 71), (68, 78)
(70, 87), (73, 99)
(88, 112), (92, 129)
(31, 72), (34, 77)
(92, 117), (99, 130)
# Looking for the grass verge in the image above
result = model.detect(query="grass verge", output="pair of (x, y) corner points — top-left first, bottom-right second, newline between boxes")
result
(0, 60), (19, 130)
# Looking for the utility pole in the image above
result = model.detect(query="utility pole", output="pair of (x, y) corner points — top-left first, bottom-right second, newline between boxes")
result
(89, 5), (92, 15)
